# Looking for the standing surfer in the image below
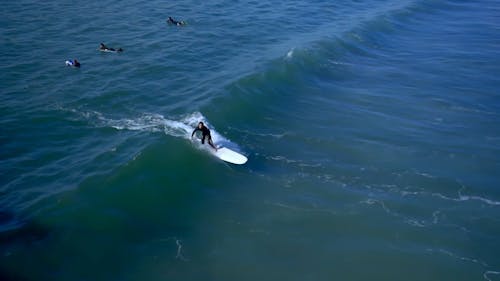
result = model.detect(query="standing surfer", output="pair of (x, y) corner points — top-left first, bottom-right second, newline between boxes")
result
(191, 122), (217, 151)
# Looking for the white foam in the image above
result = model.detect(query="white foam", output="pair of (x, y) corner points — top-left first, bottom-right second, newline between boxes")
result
(265, 201), (338, 216)
(462, 195), (500, 206)
(268, 155), (298, 164)
(154, 237), (189, 261)
(360, 198), (391, 214)
(175, 239), (188, 261)
(360, 198), (438, 228)
(109, 115), (164, 132)
(405, 218), (426, 227)
(394, 183), (500, 207)
(431, 191), (500, 206)
(484, 271), (500, 281)
(178, 112), (230, 144)
(78, 110), (240, 152)
(427, 248), (489, 267)
(432, 210), (441, 224)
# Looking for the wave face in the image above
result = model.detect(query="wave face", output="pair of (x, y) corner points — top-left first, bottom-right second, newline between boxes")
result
(1, 0), (500, 280)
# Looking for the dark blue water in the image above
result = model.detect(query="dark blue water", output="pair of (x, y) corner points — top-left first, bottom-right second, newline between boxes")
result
(1, 0), (500, 280)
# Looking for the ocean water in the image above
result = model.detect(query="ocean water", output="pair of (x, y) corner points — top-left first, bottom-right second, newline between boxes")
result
(1, 0), (500, 280)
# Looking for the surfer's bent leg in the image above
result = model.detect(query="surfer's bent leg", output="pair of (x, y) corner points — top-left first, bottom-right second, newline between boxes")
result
(201, 135), (206, 144)
(208, 136), (217, 151)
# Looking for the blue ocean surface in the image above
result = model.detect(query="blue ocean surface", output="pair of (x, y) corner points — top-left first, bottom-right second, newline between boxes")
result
(1, 0), (500, 280)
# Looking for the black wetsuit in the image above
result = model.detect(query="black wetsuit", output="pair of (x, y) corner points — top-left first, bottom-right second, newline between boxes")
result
(101, 46), (115, 51)
(192, 126), (212, 144)
(168, 17), (182, 25)
(100, 44), (122, 52)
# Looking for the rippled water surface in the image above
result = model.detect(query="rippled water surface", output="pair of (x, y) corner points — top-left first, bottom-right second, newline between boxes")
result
(1, 0), (500, 280)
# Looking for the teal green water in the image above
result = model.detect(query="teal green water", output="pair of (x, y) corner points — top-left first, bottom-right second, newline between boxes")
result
(1, 0), (500, 280)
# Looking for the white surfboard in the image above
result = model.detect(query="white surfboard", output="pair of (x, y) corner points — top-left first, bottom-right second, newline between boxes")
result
(65, 60), (80, 67)
(212, 146), (248, 165)
(190, 125), (247, 165)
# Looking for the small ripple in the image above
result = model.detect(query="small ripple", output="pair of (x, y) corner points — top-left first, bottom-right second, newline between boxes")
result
(265, 201), (338, 216)
(426, 248), (489, 267)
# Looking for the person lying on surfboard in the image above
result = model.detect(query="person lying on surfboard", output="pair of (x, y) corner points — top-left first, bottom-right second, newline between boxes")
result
(191, 122), (217, 151)
(167, 16), (185, 26)
(65, 59), (81, 67)
(99, 43), (123, 52)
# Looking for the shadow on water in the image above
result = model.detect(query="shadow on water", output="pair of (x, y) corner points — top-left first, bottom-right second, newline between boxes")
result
(0, 271), (27, 281)
(1, 137), (248, 280)
(0, 214), (47, 244)
(0, 210), (49, 281)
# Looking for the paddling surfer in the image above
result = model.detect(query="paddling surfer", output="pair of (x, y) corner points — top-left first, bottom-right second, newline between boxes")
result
(66, 59), (80, 67)
(99, 43), (123, 52)
(167, 16), (185, 26)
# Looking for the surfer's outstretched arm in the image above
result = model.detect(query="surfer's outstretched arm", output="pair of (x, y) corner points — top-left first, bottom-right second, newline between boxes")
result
(191, 128), (199, 138)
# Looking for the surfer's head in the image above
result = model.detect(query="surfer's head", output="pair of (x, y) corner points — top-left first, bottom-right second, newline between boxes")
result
(198, 122), (204, 128)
